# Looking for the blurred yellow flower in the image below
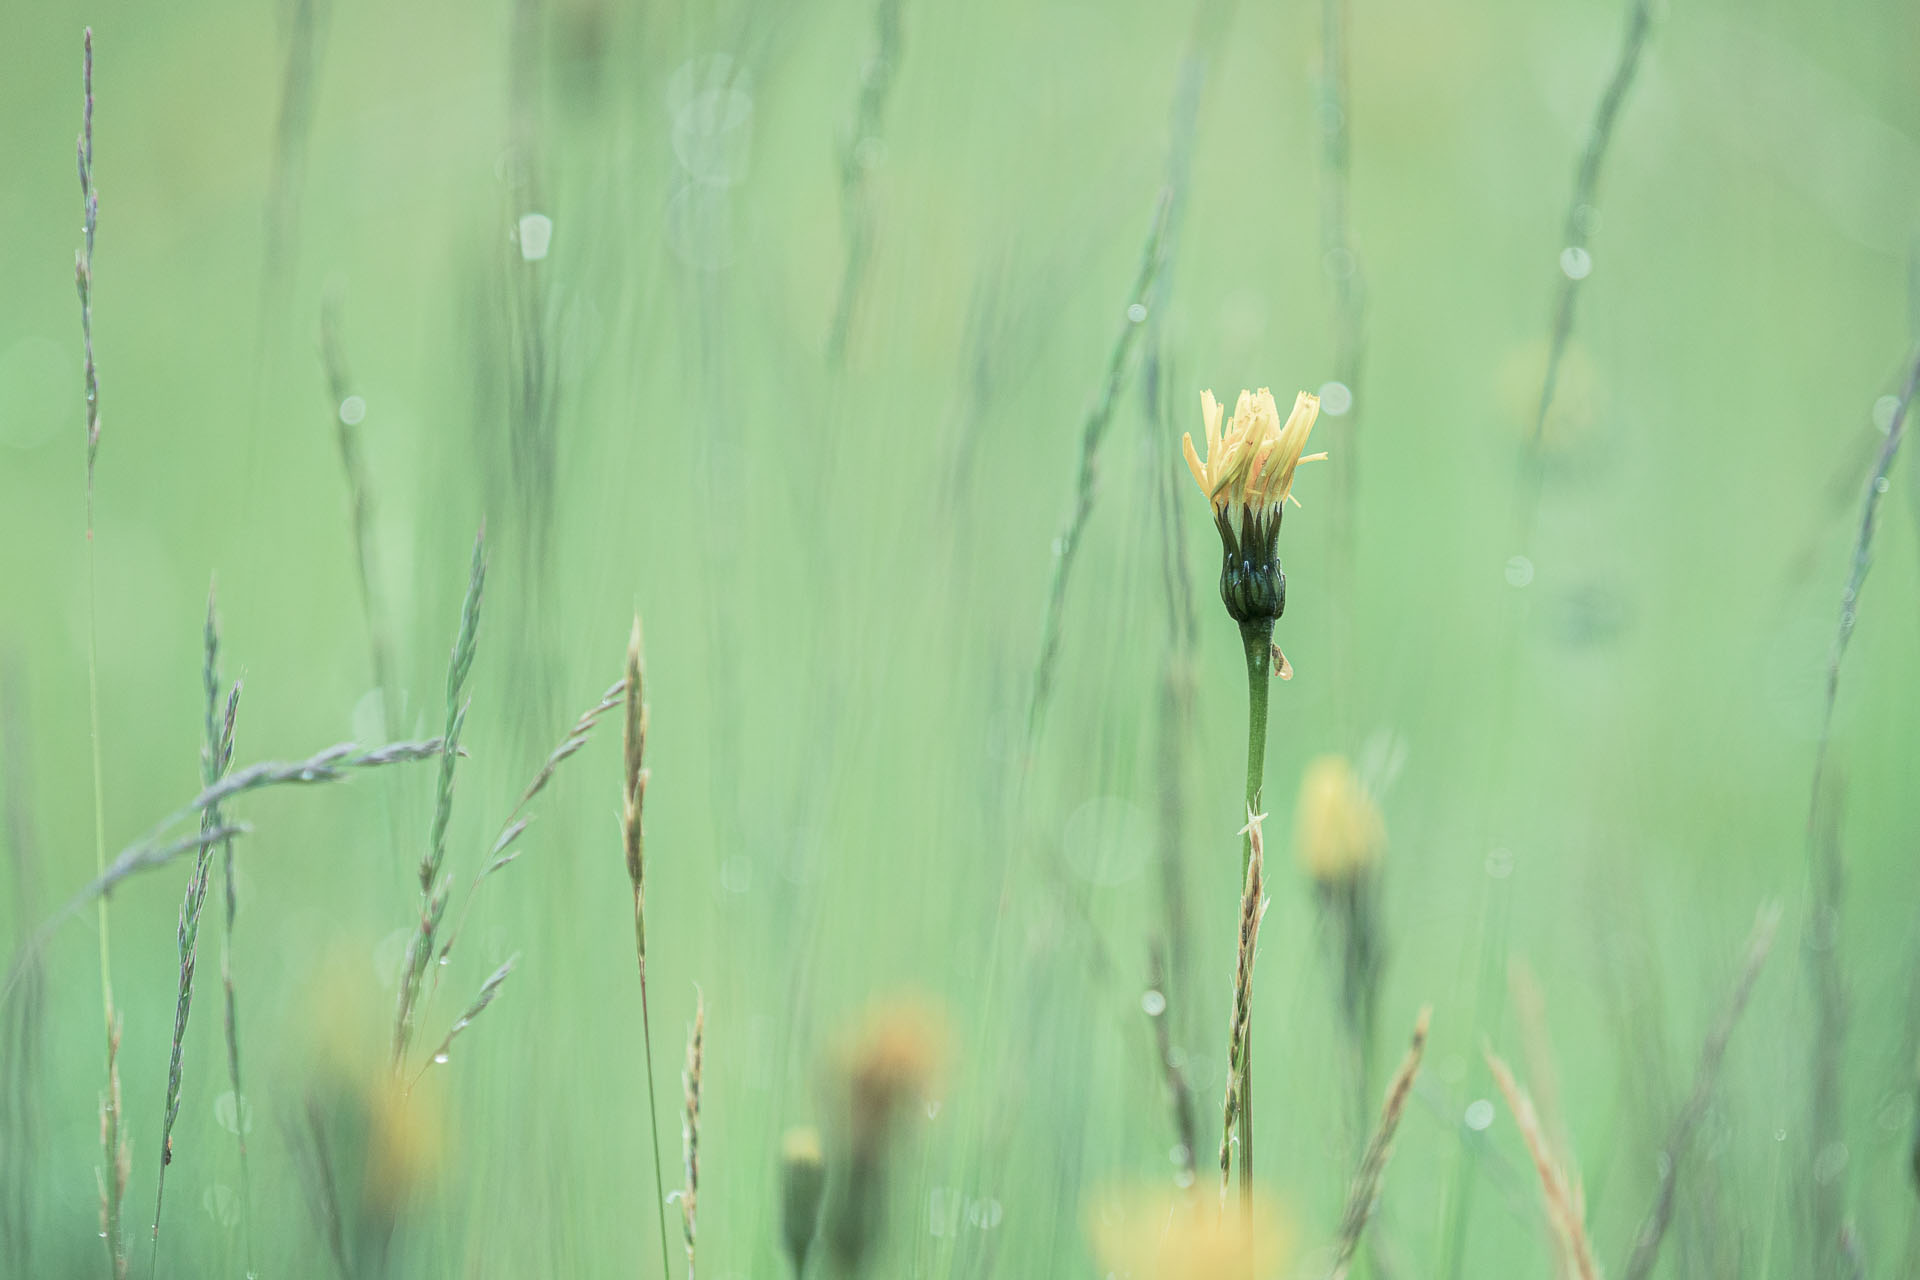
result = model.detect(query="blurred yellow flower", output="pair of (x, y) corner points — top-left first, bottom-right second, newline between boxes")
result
(1088, 1186), (1290, 1280)
(1183, 387), (1325, 516)
(1295, 754), (1385, 883)
(843, 997), (950, 1152)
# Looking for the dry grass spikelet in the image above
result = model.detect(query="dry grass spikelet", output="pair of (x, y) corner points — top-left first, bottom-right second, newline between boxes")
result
(1486, 1047), (1599, 1280)
(679, 995), (704, 1278)
(622, 616), (649, 905)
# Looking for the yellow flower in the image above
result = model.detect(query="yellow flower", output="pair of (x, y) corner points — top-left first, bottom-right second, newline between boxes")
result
(843, 997), (950, 1154)
(1183, 388), (1325, 516)
(1294, 754), (1385, 883)
(1088, 1186), (1291, 1280)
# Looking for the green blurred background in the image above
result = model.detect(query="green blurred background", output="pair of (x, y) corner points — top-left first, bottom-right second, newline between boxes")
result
(3, 0), (1920, 1275)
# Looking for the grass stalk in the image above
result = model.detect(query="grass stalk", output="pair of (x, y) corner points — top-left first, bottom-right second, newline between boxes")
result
(1529, 0), (1650, 454)
(1024, 191), (1173, 751)
(72, 31), (127, 1275)
(1486, 1047), (1598, 1280)
(1219, 807), (1268, 1207)
(1441, 13), (1656, 1274)
(1621, 904), (1781, 1280)
(391, 527), (487, 1069)
(413, 954), (517, 1089)
(1797, 344), (1920, 1276)
(319, 298), (400, 741)
(428, 675), (626, 999)
(826, 0), (905, 365)
(623, 617), (674, 1280)
(1326, 1006), (1431, 1280)
(1147, 945), (1199, 1189)
(149, 587), (241, 1263)
(1, 666), (48, 1277)
(217, 804), (253, 1277)
(0, 730), (446, 1020)
(1317, 0), (1365, 732)
(678, 994), (704, 1280)
(1233, 618), (1274, 1205)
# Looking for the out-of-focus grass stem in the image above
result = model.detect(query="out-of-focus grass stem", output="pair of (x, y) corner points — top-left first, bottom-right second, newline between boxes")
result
(1025, 193), (1172, 752)
(826, 0), (904, 365)
(73, 30), (127, 1276)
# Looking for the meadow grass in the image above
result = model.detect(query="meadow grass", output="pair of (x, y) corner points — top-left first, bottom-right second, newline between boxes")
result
(2, 3), (1919, 1278)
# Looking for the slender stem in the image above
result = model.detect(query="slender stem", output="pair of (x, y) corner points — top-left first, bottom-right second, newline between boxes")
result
(1237, 618), (1274, 1212)
(635, 895), (673, 1280)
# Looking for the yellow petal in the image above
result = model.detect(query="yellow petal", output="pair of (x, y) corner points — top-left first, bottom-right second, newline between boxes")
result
(1181, 433), (1209, 494)
(1232, 388), (1257, 435)
(1280, 391), (1320, 449)
(1245, 437), (1279, 495)
(1200, 390), (1223, 459)
(1250, 388), (1281, 441)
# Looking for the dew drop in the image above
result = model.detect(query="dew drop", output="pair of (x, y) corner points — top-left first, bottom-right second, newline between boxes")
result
(338, 395), (366, 426)
(1559, 246), (1592, 280)
(433, 1052), (450, 1065)
(1505, 555), (1535, 588)
(1812, 1141), (1849, 1183)
(1141, 989), (1167, 1017)
(213, 1090), (252, 1135)
(1464, 1099), (1495, 1131)
(1872, 395), (1900, 433)
(1317, 380), (1354, 417)
(1126, 302), (1148, 324)
(516, 212), (554, 262)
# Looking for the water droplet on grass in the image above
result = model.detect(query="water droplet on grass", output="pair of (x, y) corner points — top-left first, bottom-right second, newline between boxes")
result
(1559, 246), (1592, 280)
(1505, 555), (1534, 588)
(338, 395), (366, 426)
(1464, 1099), (1495, 1131)
(1873, 395), (1900, 432)
(1141, 990), (1167, 1017)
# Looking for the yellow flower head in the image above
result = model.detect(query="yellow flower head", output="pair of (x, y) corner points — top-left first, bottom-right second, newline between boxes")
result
(1088, 1186), (1291, 1280)
(1183, 388), (1325, 517)
(842, 997), (950, 1156)
(1295, 754), (1385, 883)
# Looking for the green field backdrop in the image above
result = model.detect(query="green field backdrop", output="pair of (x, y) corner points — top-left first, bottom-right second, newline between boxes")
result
(3, 0), (1920, 1276)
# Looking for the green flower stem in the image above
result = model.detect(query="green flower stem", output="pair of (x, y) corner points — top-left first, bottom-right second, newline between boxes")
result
(1237, 616), (1274, 1210)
